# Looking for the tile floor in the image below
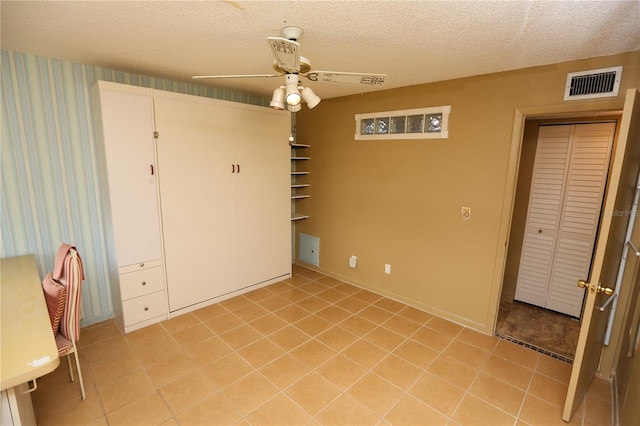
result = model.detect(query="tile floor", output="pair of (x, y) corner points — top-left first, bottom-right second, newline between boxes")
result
(33, 265), (612, 425)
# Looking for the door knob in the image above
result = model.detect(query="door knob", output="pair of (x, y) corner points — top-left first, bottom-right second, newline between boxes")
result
(577, 279), (614, 295)
(597, 284), (614, 295)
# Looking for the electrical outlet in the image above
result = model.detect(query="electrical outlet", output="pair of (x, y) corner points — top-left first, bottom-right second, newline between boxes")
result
(349, 256), (357, 268)
(384, 264), (391, 274)
(461, 206), (471, 220)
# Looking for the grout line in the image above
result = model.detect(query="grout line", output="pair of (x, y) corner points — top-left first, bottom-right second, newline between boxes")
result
(46, 267), (597, 425)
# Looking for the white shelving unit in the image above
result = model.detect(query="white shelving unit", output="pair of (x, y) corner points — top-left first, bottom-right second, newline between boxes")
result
(291, 142), (310, 221)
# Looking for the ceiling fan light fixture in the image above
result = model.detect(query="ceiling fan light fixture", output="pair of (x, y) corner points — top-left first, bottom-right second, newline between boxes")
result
(286, 90), (301, 106)
(301, 87), (321, 109)
(269, 87), (285, 110)
(192, 27), (387, 113)
(285, 74), (302, 106)
(299, 56), (312, 74)
(287, 103), (302, 113)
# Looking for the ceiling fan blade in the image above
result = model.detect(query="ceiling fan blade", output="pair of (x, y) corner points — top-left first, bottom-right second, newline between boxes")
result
(192, 74), (280, 80)
(305, 71), (387, 86)
(267, 37), (300, 73)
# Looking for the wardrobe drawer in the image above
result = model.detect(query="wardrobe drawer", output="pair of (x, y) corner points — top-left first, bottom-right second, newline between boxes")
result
(120, 266), (165, 300)
(118, 258), (163, 275)
(123, 291), (167, 326)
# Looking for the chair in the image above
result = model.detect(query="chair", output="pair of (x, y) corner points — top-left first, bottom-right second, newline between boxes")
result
(52, 243), (86, 400)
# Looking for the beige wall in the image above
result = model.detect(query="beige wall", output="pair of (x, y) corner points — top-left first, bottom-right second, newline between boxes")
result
(294, 51), (639, 333)
(500, 119), (541, 302)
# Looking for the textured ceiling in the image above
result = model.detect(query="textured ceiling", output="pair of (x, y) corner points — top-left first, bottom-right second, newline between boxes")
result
(2, 1), (639, 100)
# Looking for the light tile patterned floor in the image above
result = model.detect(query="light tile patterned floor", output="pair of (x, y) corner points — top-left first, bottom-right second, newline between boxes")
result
(33, 265), (612, 425)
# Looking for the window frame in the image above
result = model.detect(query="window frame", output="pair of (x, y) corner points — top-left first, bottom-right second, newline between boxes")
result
(355, 106), (451, 140)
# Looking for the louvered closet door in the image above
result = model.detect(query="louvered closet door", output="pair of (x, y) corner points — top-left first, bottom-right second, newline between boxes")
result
(515, 126), (573, 308)
(546, 123), (615, 316)
(515, 123), (615, 317)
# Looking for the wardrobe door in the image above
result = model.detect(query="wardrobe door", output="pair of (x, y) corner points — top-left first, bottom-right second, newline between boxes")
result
(233, 108), (291, 288)
(515, 126), (572, 308)
(154, 95), (238, 312)
(92, 82), (162, 267)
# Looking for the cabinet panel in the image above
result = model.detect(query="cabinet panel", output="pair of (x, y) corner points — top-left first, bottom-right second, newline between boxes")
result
(92, 83), (162, 267)
(234, 108), (291, 287)
(122, 291), (167, 326)
(154, 95), (238, 312)
(155, 92), (290, 314)
(119, 266), (165, 300)
(118, 258), (164, 274)
(92, 81), (167, 333)
(94, 81), (291, 324)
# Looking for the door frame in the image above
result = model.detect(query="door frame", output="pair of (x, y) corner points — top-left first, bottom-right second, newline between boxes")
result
(487, 99), (625, 344)
(512, 121), (617, 318)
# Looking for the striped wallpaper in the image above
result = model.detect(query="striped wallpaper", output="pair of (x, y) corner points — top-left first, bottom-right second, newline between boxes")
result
(1, 50), (270, 326)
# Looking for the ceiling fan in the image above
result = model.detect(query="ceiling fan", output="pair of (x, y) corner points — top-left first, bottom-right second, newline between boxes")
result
(192, 26), (388, 112)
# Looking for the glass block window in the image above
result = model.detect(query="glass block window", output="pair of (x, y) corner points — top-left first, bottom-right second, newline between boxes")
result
(375, 117), (389, 134)
(390, 116), (406, 134)
(361, 118), (374, 135)
(426, 113), (442, 133)
(355, 106), (450, 140)
(407, 115), (424, 133)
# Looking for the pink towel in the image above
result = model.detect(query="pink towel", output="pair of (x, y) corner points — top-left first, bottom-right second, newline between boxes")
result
(53, 243), (85, 280)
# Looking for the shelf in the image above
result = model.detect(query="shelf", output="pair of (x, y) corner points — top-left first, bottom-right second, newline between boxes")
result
(291, 141), (309, 220)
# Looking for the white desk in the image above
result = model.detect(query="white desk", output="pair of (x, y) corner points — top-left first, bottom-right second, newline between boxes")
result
(1, 254), (60, 425)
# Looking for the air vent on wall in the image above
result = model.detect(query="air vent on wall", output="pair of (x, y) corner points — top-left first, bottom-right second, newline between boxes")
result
(564, 66), (623, 101)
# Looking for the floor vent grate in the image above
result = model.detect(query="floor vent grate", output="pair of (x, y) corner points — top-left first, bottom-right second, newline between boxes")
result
(496, 333), (574, 364)
(564, 66), (622, 101)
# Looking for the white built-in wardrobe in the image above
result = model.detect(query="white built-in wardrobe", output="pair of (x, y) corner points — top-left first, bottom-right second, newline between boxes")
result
(514, 122), (616, 317)
(92, 81), (291, 333)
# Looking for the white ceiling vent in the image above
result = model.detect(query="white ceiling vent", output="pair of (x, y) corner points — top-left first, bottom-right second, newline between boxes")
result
(564, 66), (623, 101)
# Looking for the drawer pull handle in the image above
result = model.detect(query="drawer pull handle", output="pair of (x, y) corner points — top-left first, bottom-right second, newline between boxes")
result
(139, 262), (145, 267)
(141, 281), (147, 286)
(144, 306), (149, 311)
